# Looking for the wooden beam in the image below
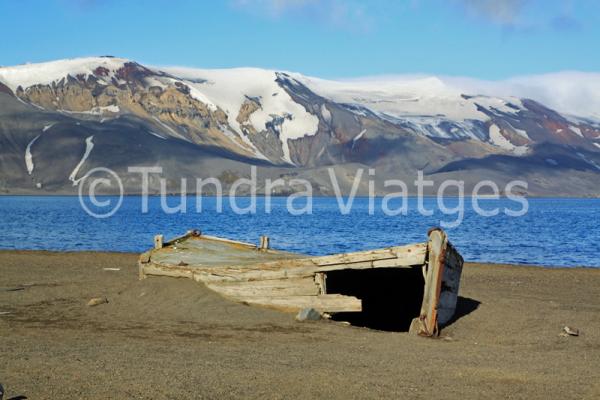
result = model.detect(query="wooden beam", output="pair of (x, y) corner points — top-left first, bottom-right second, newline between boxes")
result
(154, 235), (164, 250)
(206, 277), (320, 297)
(436, 242), (464, 326)
(312, 243), (426, 267)
(142, 262), (195, 279)
(259, 235), (270, 251)
(239, 294), (362, 313)
(199, 234), (258, 249)
(411, 228), (447, 337)
(142, 241), (427, 285)
(315, 273), (327, 295)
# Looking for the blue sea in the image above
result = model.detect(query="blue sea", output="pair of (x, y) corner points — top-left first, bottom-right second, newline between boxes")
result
(0, 196), (598, 268)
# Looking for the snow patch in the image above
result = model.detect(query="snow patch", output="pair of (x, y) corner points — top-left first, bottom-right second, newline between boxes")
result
(25, 135), (40, 175)
(351, 129), (366, 150)
(295, 75), (522, 134)
(144, 76), (168, 90)
(151, 117), (189, 142)
(576, 152), (600, 171)
(184, 83), (218, 112)
(316, 146), (326, 159)
(95, 105), (119, 113)
(147, 130), (167, 140)
(18, 98), (45, 110)
(353, 129), (366, 142)
(293, 74), (527, 141)
(69, 135), (94, 186)
(569, 125), (583, 137)
(298, 76), (487, 123)
(512, 127), (529, 140)
(162, 67), (319, 164)
(59, 104), (120, 116)
(0, 57), (128, 92)
(489, 124), (528, 155)
(320, 104), (332, 123)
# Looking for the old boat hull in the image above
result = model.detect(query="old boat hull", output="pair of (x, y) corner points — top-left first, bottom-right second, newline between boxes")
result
(138, 228), (463, 336)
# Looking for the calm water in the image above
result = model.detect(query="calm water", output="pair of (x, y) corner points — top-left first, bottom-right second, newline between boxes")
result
(0, 196), (598, 267)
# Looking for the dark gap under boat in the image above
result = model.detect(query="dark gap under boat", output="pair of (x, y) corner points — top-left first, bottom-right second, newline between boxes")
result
(327, 267), (425, 332)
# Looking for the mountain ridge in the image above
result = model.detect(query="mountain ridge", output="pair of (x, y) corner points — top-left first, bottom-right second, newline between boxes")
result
(1, 56), (599, 196)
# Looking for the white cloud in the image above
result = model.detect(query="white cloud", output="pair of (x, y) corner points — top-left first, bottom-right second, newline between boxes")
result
(326, 71), (600, 119)
(439, 72), (600, 119)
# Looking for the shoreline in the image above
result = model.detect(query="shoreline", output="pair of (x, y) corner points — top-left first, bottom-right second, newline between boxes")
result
(0, 249), (598, 269)
(2, 193), (600, 198)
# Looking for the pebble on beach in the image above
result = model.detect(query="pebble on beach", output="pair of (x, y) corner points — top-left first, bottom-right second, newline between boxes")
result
(87, 297), (109, 307)
(295, 308), (322, 322)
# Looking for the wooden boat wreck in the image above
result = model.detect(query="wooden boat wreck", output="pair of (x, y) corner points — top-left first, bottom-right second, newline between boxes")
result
(138, 228), (464, 336)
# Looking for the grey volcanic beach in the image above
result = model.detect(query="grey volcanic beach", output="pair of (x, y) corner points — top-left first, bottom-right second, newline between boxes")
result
(1, 251), (598, 399)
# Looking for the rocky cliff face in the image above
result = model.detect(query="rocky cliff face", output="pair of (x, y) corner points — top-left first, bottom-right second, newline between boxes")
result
(1, 56), (600, 195)
(11, 61), (266, 160)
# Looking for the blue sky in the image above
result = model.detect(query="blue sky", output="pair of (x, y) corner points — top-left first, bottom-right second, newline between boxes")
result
(1, 0), (598, 79)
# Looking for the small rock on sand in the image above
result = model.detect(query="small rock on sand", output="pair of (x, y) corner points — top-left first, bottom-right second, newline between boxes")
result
(295, 308), (321, 321)
(561, 326), (579, 336)
(87, 297), (109, 307)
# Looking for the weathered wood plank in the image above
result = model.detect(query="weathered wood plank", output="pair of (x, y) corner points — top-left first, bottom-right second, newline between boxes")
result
(313, 243), (426, 267)
(199, 234), (258, 249)
(411, 229), (448, 337)
(207, 277), (319, 297)
(259, 235), (270, 251)
(437, 242), (464, 326)
(154, 235), (164, 250)
(314, 249), (396, 266)
(315, 273), (327, 295)
(164, 230), (199, 246)
(239, 294), (362, 313)
(142, 262), (195, 279)
(144, 240), (427, 285)
(191, 243), (426, 281)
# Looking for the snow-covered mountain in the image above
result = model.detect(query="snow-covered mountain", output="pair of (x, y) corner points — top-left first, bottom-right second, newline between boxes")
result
(1, 56), (600, 195)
